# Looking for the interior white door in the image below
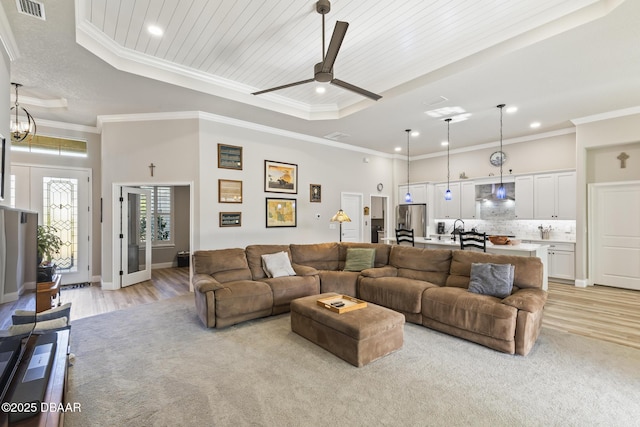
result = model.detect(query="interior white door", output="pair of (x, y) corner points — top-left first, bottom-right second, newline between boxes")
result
(591, 182), (640, 290)
(340, 193), (362, 242)
(118, 187), (152, 287)
(29, 166), (90, 285)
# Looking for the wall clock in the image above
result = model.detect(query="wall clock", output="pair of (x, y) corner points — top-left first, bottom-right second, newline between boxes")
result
(489, 151), (507, 166)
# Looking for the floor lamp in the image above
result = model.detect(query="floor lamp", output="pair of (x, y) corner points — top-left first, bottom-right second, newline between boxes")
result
(331, 209), (352, 242)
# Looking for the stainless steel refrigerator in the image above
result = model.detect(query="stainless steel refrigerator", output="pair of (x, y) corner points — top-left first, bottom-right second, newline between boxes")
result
(396, 203), (427, 238)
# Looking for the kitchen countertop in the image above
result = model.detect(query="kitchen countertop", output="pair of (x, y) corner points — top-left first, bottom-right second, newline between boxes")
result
(382, 237), (548, 252)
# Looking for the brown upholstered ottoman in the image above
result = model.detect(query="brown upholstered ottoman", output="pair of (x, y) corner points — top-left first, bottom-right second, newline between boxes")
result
(290, 293), (405, 367)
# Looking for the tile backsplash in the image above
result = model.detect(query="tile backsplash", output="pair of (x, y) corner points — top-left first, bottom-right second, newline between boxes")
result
(435, 218), (576, 242)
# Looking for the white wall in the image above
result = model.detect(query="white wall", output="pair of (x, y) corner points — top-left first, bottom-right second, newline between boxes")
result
(100, 118), (199, 286)
(575, 111), (640, 283)
(410, 132), (576, 183)
(100, 114), (396, 286)
(197, 119), (396, 249)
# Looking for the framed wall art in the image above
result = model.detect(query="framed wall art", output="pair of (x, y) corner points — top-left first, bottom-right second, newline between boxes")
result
(220, 212), (242, 227)
(218, 179), (242, 203)
(266, 198), (297, 228)
(264, 160), (297, 194)
(310, 184), (321, 203)
(218, 144), (243, 170)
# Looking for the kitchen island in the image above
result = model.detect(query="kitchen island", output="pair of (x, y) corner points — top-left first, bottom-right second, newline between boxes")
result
(382, 237), (549, 290)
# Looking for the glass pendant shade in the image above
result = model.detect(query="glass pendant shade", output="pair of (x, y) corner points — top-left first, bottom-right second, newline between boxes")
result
(496, 185), (506, 199)
(405, 192), (413, 203)
(444, 189), (452, 200)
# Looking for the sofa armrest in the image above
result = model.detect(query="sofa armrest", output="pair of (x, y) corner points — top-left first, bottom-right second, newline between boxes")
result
(360, 265), (398, 278)
(501, 288), (548, 313)
(292, 264), (319, 277)
(193, 274), (224, 293)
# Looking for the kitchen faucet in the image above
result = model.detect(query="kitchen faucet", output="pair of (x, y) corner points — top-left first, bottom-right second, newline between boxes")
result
(452, 219), (465, 242)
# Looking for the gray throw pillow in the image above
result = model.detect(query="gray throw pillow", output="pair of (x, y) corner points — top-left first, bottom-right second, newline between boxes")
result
(261, 251), (296, 278)
(13, 303), (72, 325)
(468, 263), (515, 298)
(343, 248), (376, 272)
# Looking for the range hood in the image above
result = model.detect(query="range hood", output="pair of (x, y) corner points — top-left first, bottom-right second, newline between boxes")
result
(475, 182), (515, 201)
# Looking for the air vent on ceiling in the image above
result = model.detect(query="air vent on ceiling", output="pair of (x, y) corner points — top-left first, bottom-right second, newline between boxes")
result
(16, 0), (45, 20)
(324, 132), (350, 141)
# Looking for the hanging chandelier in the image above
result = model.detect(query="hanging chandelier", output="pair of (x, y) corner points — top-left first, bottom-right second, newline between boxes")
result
(496, 104), (506, 199)
(404, 129), (412, 203)
(10, 83), (37, 143)
(444, 118), (452, 200)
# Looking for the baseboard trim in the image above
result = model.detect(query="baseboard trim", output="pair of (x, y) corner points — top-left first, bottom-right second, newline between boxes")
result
(101, 281), (119, 291)
(574, 279), (589, 288)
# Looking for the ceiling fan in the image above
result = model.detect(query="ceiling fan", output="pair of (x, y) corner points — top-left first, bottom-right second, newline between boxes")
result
(252, 0), (382, 101)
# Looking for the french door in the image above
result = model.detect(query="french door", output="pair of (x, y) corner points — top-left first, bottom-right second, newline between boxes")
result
(12, 165), (91, 285)
(117, 186), (152, 287)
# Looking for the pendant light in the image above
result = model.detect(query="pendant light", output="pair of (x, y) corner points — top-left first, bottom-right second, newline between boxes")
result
(404, 129), (412, 203)
(10, 83), (37, 143)
(444, 118), (452, 201)
(496, 104), (506, 200)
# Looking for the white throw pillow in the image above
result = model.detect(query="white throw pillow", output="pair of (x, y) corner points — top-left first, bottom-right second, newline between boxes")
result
(261, 251), (296, 278)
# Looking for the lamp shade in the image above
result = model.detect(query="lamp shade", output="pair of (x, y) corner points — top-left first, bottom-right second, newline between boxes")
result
(444, 189), (452, 200)
(330, 209), (351, 223)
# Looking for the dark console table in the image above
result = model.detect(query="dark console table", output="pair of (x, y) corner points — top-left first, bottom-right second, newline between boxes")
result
(0, 330), (70, 427)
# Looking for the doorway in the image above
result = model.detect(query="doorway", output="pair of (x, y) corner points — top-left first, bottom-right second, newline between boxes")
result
(370, 195), (388, 243)
(589, 181), (640, 290)
(11, 165), (91, 285)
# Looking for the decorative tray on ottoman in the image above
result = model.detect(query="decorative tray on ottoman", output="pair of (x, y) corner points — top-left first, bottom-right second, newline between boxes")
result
(317, 295), (367, 314)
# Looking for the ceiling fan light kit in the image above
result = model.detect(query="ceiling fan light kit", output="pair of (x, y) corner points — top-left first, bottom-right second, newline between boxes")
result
(252, 0), (381, 101)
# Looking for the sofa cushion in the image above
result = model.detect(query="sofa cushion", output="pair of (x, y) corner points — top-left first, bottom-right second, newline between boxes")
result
(318, 270), (360, 296)
(422, 287), (517, 341)
(262, 275), (320, 310)
(193, 249), (252, 283)
(359, 276), (439, 314)
(246, 244), (292, 280)
(290, 243), (340, 270)
(389, 246), (452, 286)
(12, 302), (72, 325)
(468, 263), (515, 298)
(261, 251), (297, 278)
(343, 248), (376, 272)
(447, 250), (543, 290)
(214, 280), (273, 319)
(339, 243), (391, 268)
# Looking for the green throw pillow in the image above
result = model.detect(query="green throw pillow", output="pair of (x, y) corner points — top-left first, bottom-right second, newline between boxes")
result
(343, 248), (376, 272)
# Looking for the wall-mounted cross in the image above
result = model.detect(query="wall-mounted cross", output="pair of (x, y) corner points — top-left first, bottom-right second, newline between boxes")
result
(617, 152), (629, 168)
(149, 163), (156, 177)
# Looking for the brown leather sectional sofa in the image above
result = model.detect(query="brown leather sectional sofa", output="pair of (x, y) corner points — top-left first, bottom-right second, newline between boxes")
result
(192, 242), (546, 355)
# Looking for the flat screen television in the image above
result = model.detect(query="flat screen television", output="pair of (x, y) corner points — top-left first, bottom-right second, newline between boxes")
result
(0, 206), (39, 403)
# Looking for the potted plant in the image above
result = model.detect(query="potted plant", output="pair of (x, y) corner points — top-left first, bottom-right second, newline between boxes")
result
(37, 225), (63, 282)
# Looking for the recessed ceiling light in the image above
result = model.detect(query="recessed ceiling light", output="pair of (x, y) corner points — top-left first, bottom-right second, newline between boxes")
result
(506, 106), (518, 114)
(530, 122), (541, 128)
(441, 141), (449, 146)
(411, 131), (420, 137)
(394, 147), (402, 152)
(148, 25), (164, 37)
(315, 86), (326, 94)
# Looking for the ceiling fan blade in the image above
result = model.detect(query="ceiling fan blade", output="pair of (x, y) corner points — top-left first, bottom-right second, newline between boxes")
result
(331, 79), (382, 101)
(252, 78), (315, 96)
(321, 21), (348, 73)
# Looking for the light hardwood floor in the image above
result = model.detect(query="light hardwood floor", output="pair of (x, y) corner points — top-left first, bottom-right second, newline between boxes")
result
(2, 270), (639, 350)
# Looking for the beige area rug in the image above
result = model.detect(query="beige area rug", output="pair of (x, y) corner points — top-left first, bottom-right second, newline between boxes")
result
(66, 294), (640, 426)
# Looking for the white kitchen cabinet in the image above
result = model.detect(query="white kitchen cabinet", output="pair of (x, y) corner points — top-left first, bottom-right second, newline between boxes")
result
(460, 181), (478, 219)
(534, 172), (576, 220)
(398, 183), (427, 204)
(547, 242), (575, 281)
(515, 175), (534, 219)
(434, 182), (461, 219)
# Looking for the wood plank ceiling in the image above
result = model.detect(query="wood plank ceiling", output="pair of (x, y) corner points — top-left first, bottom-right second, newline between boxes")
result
(83, 0), (600, 115)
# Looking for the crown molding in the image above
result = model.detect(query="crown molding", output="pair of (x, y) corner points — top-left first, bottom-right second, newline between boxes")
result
(571, 106), (640, 125)
(38, 119), (100, 134)
(0, 2), (20, 61)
